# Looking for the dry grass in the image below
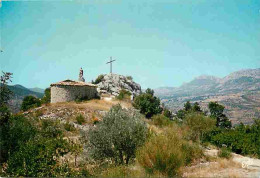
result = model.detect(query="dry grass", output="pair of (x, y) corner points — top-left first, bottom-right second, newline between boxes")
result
(100, 165), (147, 178)
(182, 158), (246, 178)
(49, 99), (132, 111)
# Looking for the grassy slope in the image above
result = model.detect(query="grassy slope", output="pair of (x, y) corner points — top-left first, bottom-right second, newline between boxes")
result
(25, 99), (260, 178)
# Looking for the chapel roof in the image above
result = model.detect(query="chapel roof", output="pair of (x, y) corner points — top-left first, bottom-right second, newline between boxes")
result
(50, 79), (97, 87)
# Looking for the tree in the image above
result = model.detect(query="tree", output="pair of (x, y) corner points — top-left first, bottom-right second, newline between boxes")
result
(21, 95), (41, 111)
(0, 71), (13, 163)
(208, 102), (231, 129)
(176, 109), (186, 120)
(5, 119), (70, 177)
(85, 105), (147, 165)
(0, 115), (37, 164)
(0, 71), (13, 106)
(70, 141), (83, 167)
(133, 89), (162, 118)
(184, 113), (216, 142)
(192, 102), (202, 112)
(184, 101), (192, 111)
(41, 88), (51, 104)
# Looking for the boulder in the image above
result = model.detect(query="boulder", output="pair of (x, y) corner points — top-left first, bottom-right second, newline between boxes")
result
(97, 73), (141, 97)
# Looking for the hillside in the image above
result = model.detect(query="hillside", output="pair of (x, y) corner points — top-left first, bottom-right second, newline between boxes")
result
(155, 68), (260, 125)
(7, 84), (44, 113)
(29, 87), (45, 94)
(23, 99), (260, 178)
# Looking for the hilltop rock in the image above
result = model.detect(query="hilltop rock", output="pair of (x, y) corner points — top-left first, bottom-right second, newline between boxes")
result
(96, 73), (141, 97)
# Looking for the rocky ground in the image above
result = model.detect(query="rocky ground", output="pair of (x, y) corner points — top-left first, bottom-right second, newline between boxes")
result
(183, 148), (260, 178)
(23, 99), (132, 136)
(97, 73), (142, 97)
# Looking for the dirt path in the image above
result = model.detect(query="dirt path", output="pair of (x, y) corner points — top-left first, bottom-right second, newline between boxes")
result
(184, 149), (260, 177)
(232, 153), (260, 177)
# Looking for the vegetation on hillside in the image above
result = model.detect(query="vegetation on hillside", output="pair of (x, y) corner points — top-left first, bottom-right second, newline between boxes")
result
(137, 128), (203, 177)
(21, 95), (41, 111)
(84, 105), (147, 165)
(133, 88), (162, 118)
(41, 87), (51, 104)
(92, 74), (104, 84)
(204, 119), (260, 158)
(116, 89), (131, 100)
(1, 71), (259, 177)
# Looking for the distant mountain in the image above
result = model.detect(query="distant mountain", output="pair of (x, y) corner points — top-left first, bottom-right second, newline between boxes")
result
(29, 87), (45, 94)
(7, 85), (44, 113)
(155, 68), (260, 125)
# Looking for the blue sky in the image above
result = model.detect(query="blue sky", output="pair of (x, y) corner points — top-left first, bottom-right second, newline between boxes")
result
(0, 0), (259, 89)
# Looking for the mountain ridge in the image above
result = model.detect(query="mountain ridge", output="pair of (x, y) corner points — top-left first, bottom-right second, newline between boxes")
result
(155, 68), (260, 125)
(7, 84), (44, 113)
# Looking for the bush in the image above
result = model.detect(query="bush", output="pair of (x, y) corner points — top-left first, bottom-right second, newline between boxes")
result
(182, 142), (204, 165)
(151, 114), (172, 127)
(76, 114), (85, 125)
(64, 122), (76, 132)
(133, 88), (162, 118)
(137, 129), (191, 177)
(21, 95), (41, 111)
(4, 119), (70, 177)
(205, 119), (260, 158)
(184, 113), (216, 142)
(117, 89), (131, 100)
(85, 105), (147, 165)
(126, 76), (133, 80)
(35, 109), (44, 117)
(0, 115), (37, 164)
(218, 147), (232, 159)
(163, 108), (173, 119)
(93, 74), (104, 84)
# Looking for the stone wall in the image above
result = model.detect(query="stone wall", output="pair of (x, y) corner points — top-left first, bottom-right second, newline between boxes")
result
(51, 85), (97, 103)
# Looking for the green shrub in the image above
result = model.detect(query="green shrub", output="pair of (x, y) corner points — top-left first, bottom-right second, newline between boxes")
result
(133, 88), (162, 118)
(21, 95), (41, 111)
(85, 105), (147, 165)
(41, 88), (51, 104)
(163, 108), (173, 119)
(218, 147), (232, 159)
(0, 115), (37, 164)
(76, 114), (85, 125)
(137, 129), (185, 177)
(64, 122), (76, 132)
(184, 113), (216, 142)
(117, 89), (131, 100)
(182, 142), (204, 165)
(35, 109), (44, 117)
(151, 114), (172, 127)
(126, 76), (133, 80)
(205, 119), (260, 158)
(5, 119), (70, 177)
(93, 74), (104, 84)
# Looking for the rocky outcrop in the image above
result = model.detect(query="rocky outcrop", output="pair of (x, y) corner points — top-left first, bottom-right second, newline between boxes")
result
(96, 73), (141, 97)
